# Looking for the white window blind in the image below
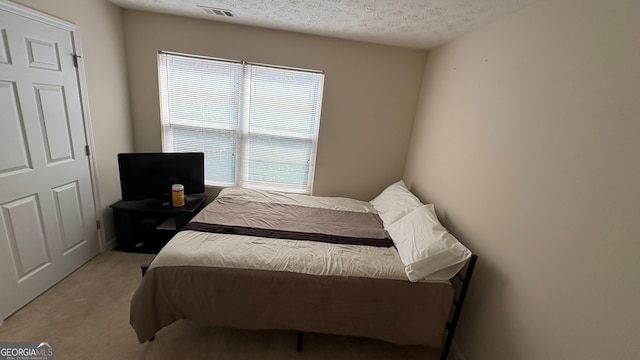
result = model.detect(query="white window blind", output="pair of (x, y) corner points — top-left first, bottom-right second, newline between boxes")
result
(158, 52), (324, 194)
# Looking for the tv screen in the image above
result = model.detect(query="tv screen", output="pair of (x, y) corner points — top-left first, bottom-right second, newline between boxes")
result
(117, 152), (205, 201)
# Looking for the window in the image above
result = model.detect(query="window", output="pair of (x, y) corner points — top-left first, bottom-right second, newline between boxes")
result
(158, 51), (325, 194)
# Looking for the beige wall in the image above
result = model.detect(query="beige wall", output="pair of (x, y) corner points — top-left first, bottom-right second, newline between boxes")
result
(12, 0), (134, 247)
(404, 0), (640, 359)
(121, 10), (426, 200)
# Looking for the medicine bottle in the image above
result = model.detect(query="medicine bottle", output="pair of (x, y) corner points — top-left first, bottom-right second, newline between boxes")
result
(172, 184), (185, 207)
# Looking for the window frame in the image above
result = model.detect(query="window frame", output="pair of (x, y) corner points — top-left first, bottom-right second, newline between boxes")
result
(158, 51), (325, 194)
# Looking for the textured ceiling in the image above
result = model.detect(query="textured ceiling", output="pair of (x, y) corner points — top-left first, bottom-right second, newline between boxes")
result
(107, 0), (538, 49)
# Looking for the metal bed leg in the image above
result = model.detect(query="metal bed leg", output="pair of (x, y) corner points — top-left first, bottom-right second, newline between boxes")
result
(140, 264), (155, 342)
(141, 263), (149, 277)
(440, 254), (478, 360)
(296, 331), (304, 352)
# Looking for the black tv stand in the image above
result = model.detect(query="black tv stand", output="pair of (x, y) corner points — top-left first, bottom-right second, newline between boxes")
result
(110, 194), (207, 253)
(145, 198), (164, 208)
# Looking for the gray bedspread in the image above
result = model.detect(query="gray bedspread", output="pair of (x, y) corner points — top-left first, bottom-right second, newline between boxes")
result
(185, 197), (394, 247)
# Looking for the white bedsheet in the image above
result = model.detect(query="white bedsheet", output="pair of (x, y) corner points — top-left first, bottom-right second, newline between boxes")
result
(151, 230), (413, 281)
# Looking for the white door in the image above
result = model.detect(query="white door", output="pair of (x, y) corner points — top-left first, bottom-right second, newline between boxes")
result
(0, 2), (99, 319)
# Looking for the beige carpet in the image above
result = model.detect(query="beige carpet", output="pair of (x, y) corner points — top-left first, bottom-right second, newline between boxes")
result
(0, 250), (447, 359)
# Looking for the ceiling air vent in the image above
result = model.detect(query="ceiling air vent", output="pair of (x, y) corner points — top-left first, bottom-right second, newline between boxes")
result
(198, 5), (235, 17)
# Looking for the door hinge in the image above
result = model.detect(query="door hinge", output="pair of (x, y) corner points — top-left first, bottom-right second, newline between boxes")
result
(73, 54), (82, 68)
(85, 145), (90, 156)
(96, 220), (101, 230)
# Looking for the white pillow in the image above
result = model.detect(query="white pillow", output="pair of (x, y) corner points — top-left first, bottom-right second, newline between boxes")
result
(370, 180), (423, 227)
(387, 204), (472, 282)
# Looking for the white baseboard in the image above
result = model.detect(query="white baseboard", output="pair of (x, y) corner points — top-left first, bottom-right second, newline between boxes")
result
(451, 341), (467, 360)
(104, 236), (117, 251)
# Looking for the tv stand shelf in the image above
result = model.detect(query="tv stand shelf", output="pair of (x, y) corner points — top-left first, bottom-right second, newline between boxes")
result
(110, 194), (207, 253)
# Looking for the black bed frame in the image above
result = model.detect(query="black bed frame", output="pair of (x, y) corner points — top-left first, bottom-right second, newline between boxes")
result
(140, 253), (478, 359)
(439, 253), (478, 359)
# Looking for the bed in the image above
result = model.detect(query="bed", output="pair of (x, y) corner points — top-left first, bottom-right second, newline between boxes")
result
(129, 182), (477, 359)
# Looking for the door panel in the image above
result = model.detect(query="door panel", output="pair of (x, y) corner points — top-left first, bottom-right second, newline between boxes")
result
(25, 36), (61, 71)
(1, 195), (50, 280)
(34, 84), (74, 162)
(52, 181), (86, 253)
(0, 29), (9, 64)
(0, 80), (31, 175)
(0, 3), (99, 319)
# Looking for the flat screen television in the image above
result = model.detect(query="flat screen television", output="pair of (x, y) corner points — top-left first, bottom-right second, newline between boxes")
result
(117, 152), (205, 202)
